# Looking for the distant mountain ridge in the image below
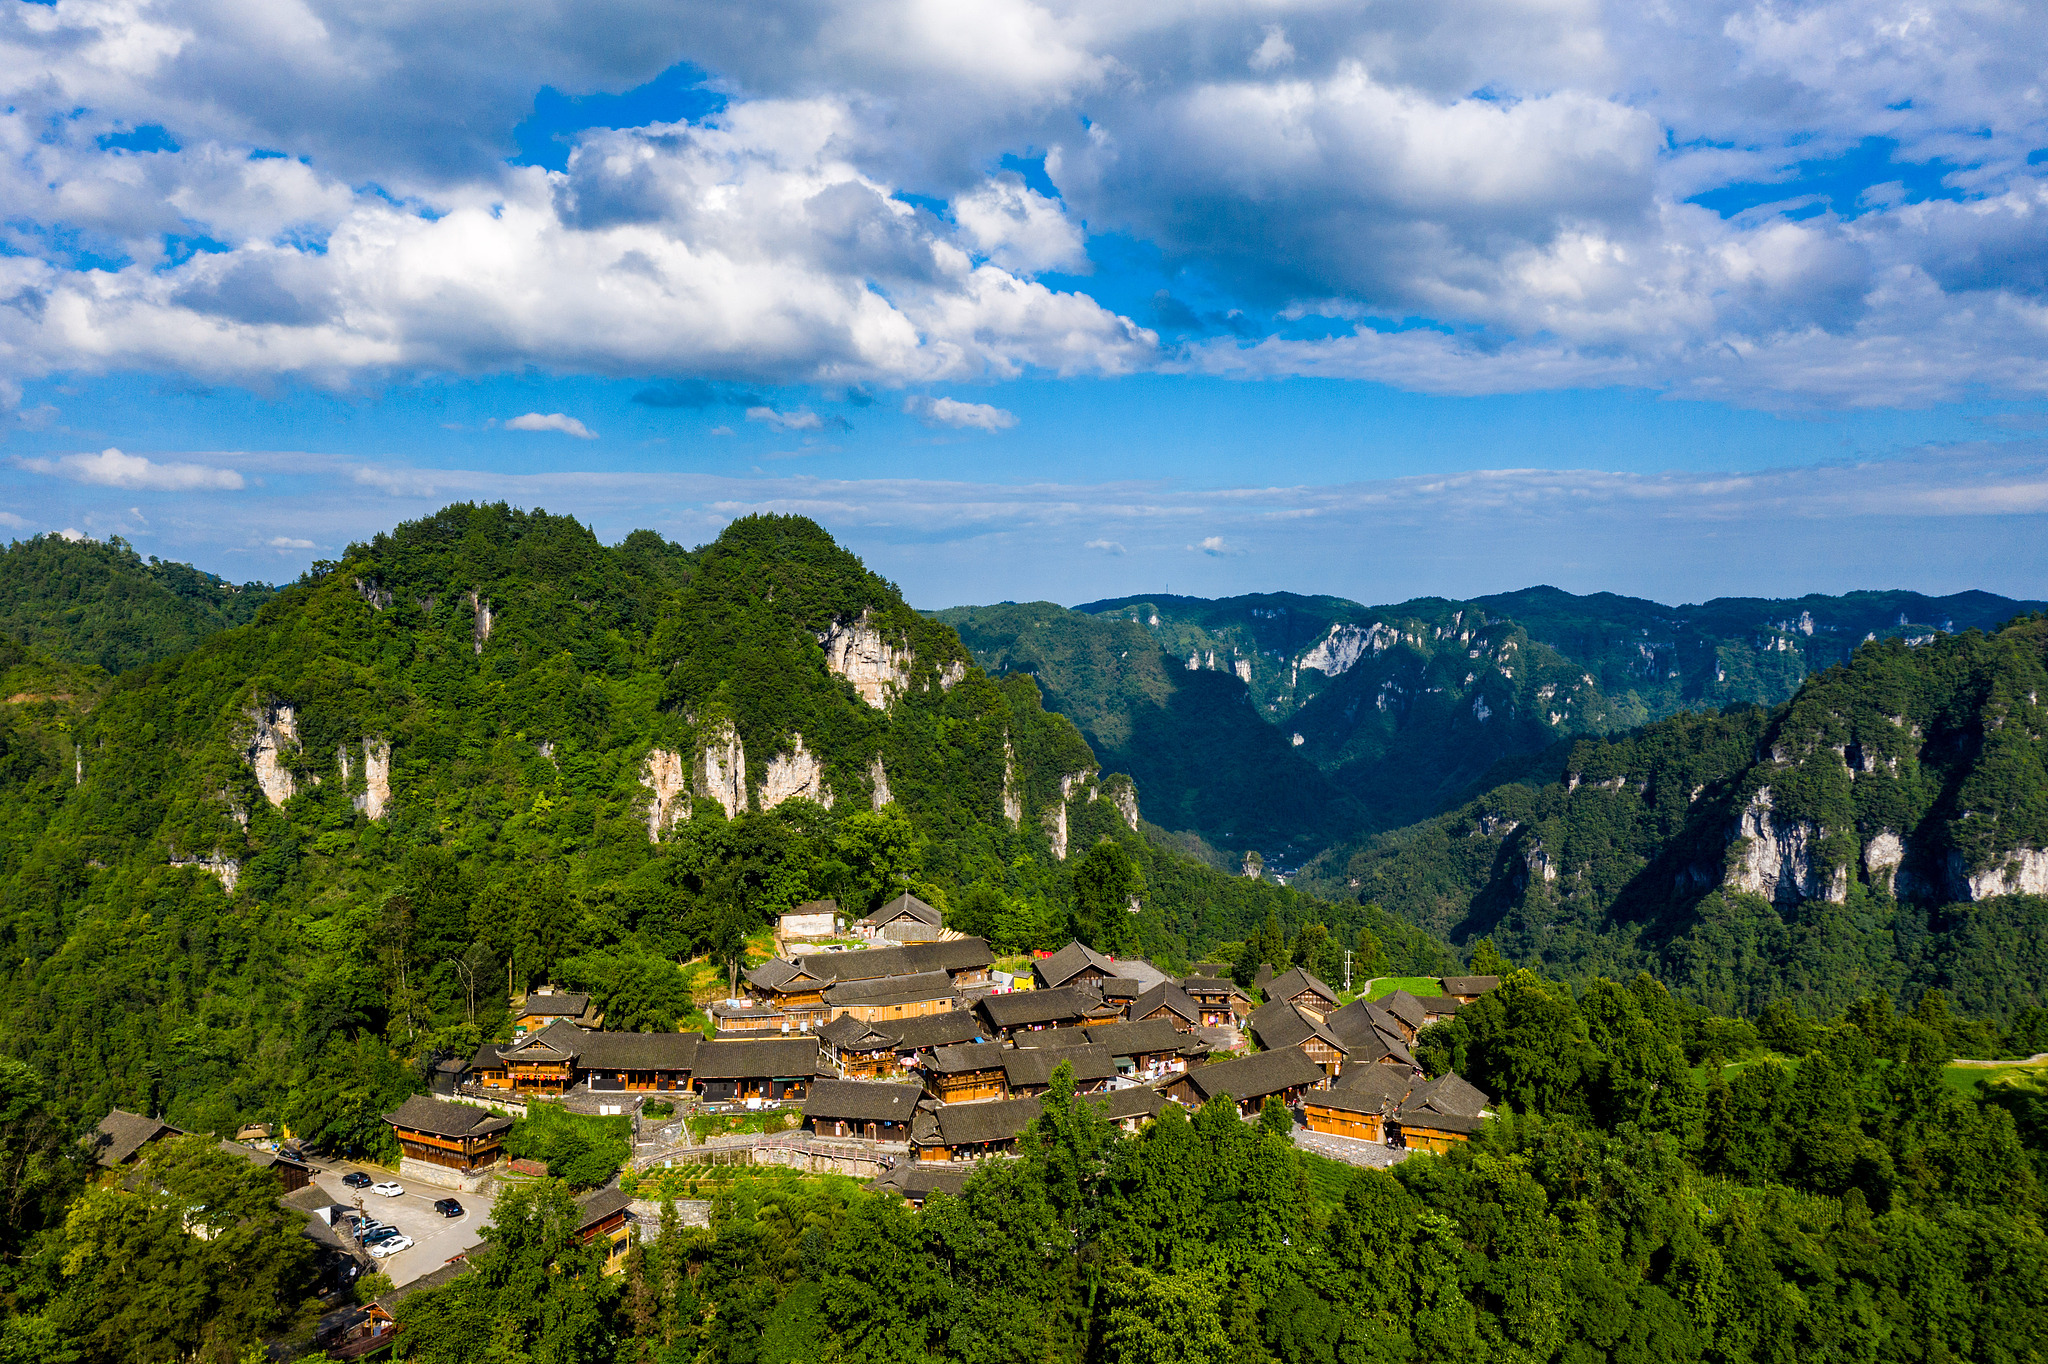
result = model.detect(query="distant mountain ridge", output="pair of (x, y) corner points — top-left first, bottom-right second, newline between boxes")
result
(948, 585), (2045, 862)
(0, 533), (277, 672)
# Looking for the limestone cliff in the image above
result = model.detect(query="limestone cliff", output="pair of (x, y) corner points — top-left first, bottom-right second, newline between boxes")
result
(695, 721), (748, 819)
(466, 589), (493, 655)
(241, 703), (301, 806)
(358, 739), (392, 821)
(1954, 848), (2048, 900)
(1100, 772), (1140, 829)
(869, 756), (894, 811)
(642, 748), (689, 840)
(760, 736), (834, 811)
(1726, 787), (1847, 905)
(168, 851), (240, 895)
(818, 611), (914, 708)
(1001, 738), (1022, 825)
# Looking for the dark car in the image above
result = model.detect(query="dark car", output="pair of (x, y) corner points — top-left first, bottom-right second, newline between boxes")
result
(433, 1198), (464, 1218)
(341, 1171), (373, 1189)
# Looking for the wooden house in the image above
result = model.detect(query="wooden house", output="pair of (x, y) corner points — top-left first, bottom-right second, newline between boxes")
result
(1415, 995), (1462, 1026)
(1302, 1066), (1413, 1142)
(999, 1043), (1117, 1098)
(687, 1037), (826, 1103)
(856, 892), (945, 940)
(1391, 1072), (1491, 1153)
(1181, 976), (1252, 1026)
(512, 988), (601, 1036)
(382, 1095), (512, 1178)
(708, 999), (789, 1032)
(575, 1187), (635, 1275)
(823, 969), (959, 1024)
(1155, 1049), (1324, 1118)
(1033, 941), (1121, 991)
(1377, 991), (1428, 1043)
(1129, 981), (1201, 1033)
(818, 1015), (903, 1079)
(85, 1109), (180, 1167)
(1264, 967), (1339, 1020)
(779, 899), (841, 941)
(1092, 1086), (1169, 1133)
(1018, 1018), (1203, 1079)
(742, 959), (836, 1029)
(1321, 1000), (1420, 1071)
(978, 985), (1097, 1036)
(802, 1079), (926, 1140)
(922, 1042), (1014, 1102)
(1247, 1000), (1350, 1078)
(1439, 976), (1501, 1005)
(910, 1096), (1043, 1161)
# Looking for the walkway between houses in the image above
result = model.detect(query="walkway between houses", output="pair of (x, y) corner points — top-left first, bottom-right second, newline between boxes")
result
(1289, 1124), (1411, 1170)
(635, 1129), (908, 1173)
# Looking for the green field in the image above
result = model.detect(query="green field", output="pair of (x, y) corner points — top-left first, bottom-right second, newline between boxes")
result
(1360, 976), (1443, 1002)
(1942, 1061), (2048, 1099)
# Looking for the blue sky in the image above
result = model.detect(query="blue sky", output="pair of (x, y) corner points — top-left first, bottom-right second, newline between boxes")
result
(2, 0), (2047, 607)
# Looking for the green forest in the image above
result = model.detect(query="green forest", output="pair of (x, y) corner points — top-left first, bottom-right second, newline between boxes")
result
(0, 534), (277, 673)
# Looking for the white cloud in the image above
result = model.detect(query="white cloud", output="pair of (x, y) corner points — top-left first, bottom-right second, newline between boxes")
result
(1193, 535), (1238, 556)
(747, 406), (824, 431)
(503, 413), (598, 439)
(58, 528), (85, 541)
(18, 448), (244, 491)
(709, 425), (735, 436)
(1249, 24), (1294, 73)
(268, 535), (314, 548)
(904, 395), (1019, 431)
(952, 176), (1088, 275)
(0, 510), (29, 528)
(1085, 538), (1126, 554)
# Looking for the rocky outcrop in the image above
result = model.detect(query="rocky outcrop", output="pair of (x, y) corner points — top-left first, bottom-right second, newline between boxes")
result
(1727, 787), (1846, 904)
(1864, 830), (1905, 891)
(696, 721), (748, 819)
(1101, 773), (1140, 829)
(169, 852), (240, 895)
(1001, 738), (1022, 825)
(939, 660), (967, 690)
(353, 578), (392, 610)
(818, 611), (913, 708)
(642, 748), (690, 840)
(337, 746), (353, 784)
(1954, 848), (2048, 900)
(466, 590), (493, 655)
(358, 740), (392, 821)
(760, 736), (834, 811)
(1298, 622), (1399, 676)
(1043, 798), (1070, 860)
(869, 757), (894, 811)
(242, 704), (301, 806)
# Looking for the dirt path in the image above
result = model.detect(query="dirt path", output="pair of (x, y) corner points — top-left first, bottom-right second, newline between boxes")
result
(1950, 1052), (2048, 1068)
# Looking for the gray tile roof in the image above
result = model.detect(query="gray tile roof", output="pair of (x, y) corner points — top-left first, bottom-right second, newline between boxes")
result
(1034, 941), (1119, 988)
(575, 1186), (634, 1232)
(925, 1041), (1013, 1075)
(979, 987), (1096, 1029)
(1379, 991), (1428, 1031)
(1248, 1000), (1348, 1055)
(1326, 1066), (1414, 1111)
(884, 1010), (988, 1050)
(1440, 976), (1501, 998)
(1131, 981), (1200, 1026)
(383, 1095), (514, 1140)
(1172, 1049), (1324, 1105)
(1407, 1071), (1490, 1118)
(1003, 1045), (1116, 1089)
(1019, 1018), (1202, 1060)
(574, 1029), (702, 1072)
(794, 938), (992, 983)
(517, 991), (592, 1018)
(860, 892), (943, 927)
(803, 1079), (926, 1123)
(86, 1109), (179, 1167)
(689, 1037), (827, 1080)
(867, 1161), (974, 1201)
(1265, 967), (1338, 1008)
(821, 970), (958, 1008)
(928, 1097), (1043, 1148)
(1089, 1087), (1168, 1123)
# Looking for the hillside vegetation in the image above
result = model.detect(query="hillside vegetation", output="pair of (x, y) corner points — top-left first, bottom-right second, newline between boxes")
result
(0, 533), (277, 672)
(1307, 615), (2048, 1020)
(0, 506), (1374, 1143)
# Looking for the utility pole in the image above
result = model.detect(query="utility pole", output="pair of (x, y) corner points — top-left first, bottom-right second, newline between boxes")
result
(1343, 948), (1353, 993)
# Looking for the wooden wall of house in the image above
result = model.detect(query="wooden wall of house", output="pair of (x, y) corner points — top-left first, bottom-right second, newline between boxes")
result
(1303, 1105), (1382, 1141)
(1398, 1126), (1470, 1154)
(933, 1072), (1006, 1103)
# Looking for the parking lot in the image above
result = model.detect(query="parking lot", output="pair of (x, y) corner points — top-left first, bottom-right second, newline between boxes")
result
(310, 1164), (499, 1287)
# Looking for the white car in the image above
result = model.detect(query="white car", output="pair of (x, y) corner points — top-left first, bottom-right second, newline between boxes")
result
(367, 1235), (413, 1258)
(371, 1181), (404, 1197)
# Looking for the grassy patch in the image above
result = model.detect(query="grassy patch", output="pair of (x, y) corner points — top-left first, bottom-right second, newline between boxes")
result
(1295, 1146), (1363, 1212)
(1943, 1061), (2048, 1099)
(688, 1109), (803, 1141)
(1362, 976), (1443, 1001)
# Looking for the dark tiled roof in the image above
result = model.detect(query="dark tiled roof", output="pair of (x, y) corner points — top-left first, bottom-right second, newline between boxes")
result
(690, 1037), (826, 1080)
(383, 1095), (514, 1140)
(979, 987), (1095, 1029)
(867, 1162), (973, 1201)
(1415, 996), (1462, 1017)
(1396, 1106), (1487, 1136)
(925, 1042), (1013, 1075)
(503, 1018), (590, 1060)
(1248, 1001), (1347, 1055)
(1182, 976), (1247, 999)
(822, 970), (958, 1008)
(468, 1041), (508, 1071)
(1265, 967), (1338, 1008)
(886, 1010), (988, 1050)
(795, 939), (992, 983)
(575, 1186), (634, 1232)
(1407, 1071), (1490, 1118)
(817, 1014), (891, 1049)
(1173, 1049), (1324, 1105)
(860, 892), (942, 927)
(804, 1079), (926, 1123)
(86, 1109), (180, 1167)
(1098, 978), (1145, 1001)
(1189, 963), (1231, 977)
(1380, 991), (1428, 1031)
(517, 991), (592, 1017)
(930, 1097), (1042, 1147)
(1008, 1027), (1100, 1050)
(1089, 1087), (1168, 1123)
(575, 1030), (702, 1072)
(783, 897), (840, 920)
(1034, 941), (1119, 988)
(1440, 976), (1501, 998)
(1131, 982), (1199, 1025)
(745, 959), (809, 991)
(1003, 1045), (1116, 1089)
(1326, 1066), (1414, 1111)
(710, 1000), (785, 1019)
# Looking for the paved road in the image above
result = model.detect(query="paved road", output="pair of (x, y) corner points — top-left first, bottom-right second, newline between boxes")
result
(309, 1164), (495, 1287)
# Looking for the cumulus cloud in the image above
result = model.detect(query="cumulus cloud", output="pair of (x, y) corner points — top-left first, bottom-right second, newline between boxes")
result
(0, 0), (2046, 405)
(503, 413), (598, 438)
(903, 395), (1019, 430)
(747, 406), (844, 432)
(1085, 538), (1127, 554)
(18, 448), (244, 491)
(1192, 535), (1239, 556)
(268, 535), (314, 548)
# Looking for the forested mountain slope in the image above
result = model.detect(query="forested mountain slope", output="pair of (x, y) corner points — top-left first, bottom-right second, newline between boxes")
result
(0, 506), (1364, 1142)
(946, 586), (2044, 860)
(0, 533), (277, 672)
(1303, 614), (2048, 1019)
